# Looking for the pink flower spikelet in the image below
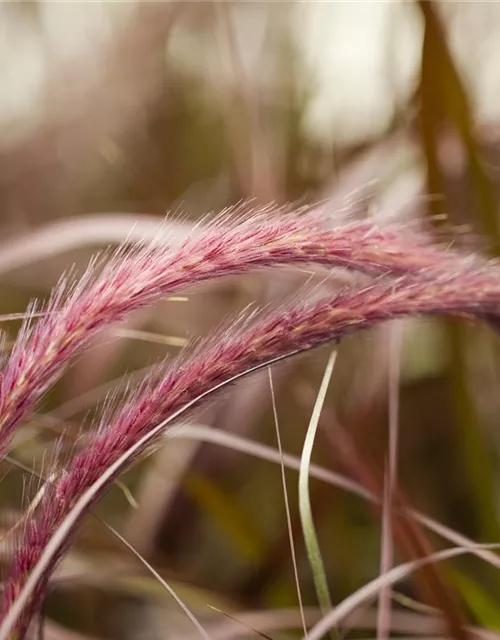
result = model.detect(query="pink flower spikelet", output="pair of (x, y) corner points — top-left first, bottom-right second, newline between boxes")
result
(4, 259), (500, 635)
(0, 205), (472, 456)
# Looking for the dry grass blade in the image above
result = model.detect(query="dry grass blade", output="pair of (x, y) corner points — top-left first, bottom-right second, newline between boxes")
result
(111, 328), (189, 348)
(268, 367), (307, 637)
(206, 605), (275, 640)
(100, 523), (211, 640)
(0, 214), (190, 274)
(305, 543), (500, 640)
(299, 350), (337, 630)
(377, 324), (403, 640)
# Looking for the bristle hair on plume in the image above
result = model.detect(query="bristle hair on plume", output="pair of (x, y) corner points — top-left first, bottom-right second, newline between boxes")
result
(1, 204), (500, 637)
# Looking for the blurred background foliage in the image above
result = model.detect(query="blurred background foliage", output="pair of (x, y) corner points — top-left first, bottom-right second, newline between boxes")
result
(2, 1), (500, 638)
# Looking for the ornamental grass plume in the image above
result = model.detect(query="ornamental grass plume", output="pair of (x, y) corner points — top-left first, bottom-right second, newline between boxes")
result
(0, 203), (477, 459)
(3, 252), (500, 636)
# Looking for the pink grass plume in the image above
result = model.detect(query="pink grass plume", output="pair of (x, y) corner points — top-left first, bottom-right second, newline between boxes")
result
(4, 258), (500, 635)
(0, 204), (475, 457)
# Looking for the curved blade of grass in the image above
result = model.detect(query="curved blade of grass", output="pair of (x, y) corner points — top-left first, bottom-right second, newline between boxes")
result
(101, 521), (212, 640)
(0, 214), (189, 274)
(268, 367), (307, 637)
(378, 324), (403, 640)
(304, 542), (500, 640)
(299, 349), (338, 634)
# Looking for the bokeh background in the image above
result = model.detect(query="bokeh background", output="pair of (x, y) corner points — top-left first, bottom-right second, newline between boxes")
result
(2, 2), (500, 638)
